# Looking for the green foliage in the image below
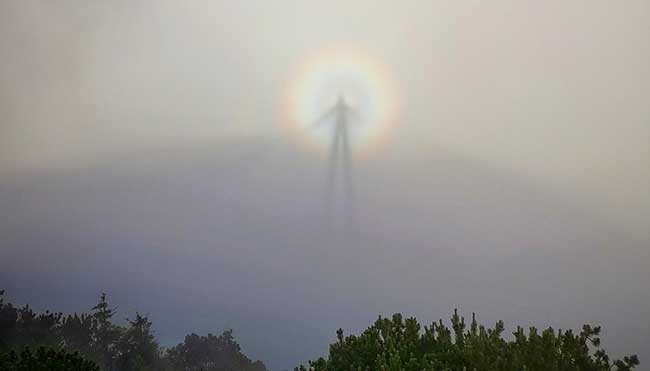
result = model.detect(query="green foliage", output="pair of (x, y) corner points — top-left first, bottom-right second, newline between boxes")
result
(296, 311), (640, 371)
(0, 346), (100, 371)
(3, 289), (641, 371)
(88, 293), (122, 369)
(0, 290), (62, 351)
(166, 329), (267, 371)
(113, 313), (161, 371)
(60, 313), (94, 359)
(0, 290), (266, 371)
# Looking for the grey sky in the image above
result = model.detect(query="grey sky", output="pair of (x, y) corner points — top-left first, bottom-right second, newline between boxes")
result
(1, 1), (648, 370)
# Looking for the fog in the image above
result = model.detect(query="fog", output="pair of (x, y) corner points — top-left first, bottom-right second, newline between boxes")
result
(1, 1), (648, 370)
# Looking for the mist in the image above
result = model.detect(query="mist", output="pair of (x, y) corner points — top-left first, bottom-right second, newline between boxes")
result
(1, 1), (648, 370)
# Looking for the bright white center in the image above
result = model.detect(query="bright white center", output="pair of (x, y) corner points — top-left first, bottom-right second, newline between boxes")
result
(285, 48), (398, 154)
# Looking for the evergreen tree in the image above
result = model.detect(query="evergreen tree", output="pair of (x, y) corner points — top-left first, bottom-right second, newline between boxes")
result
(166, 330), (267, 371)
(0, 290), (18, 351)
(296, 311), (640, 371)
(0, 290), (62, 351)
(0, 290), (267, 371)
(89, 293), (122, 370)
(0, 346), (100, 371)
(113, 313), (160, 371)
(60, 312), (95, 356)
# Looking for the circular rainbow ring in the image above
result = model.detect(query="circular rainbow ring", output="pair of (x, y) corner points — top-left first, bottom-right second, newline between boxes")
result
(282, 46), (400, 156)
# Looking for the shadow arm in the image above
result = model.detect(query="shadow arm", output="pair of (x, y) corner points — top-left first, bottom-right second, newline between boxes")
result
(314, 106), (337, 127)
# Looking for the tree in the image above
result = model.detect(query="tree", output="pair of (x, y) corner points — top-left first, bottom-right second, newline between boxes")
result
(89, 293), (122, 370)
(113, 313), (161, 371)
(0, 290), (19, 351)
(60, 312), (95, 357)
(166, 330), (267, 371)
(0, 346), (100, 371)
(0, 290), (267, 371)
(296, 311), (640, 371)
(0, 290), (62, 351)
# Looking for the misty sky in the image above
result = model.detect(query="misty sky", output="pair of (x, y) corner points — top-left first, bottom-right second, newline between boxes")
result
(1, 1), (649, 370)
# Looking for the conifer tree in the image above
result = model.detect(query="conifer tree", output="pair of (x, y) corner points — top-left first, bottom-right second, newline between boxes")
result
(296, 311), (640, 371)
(89, 293), (122, 370)
(0, 346), (100, 371)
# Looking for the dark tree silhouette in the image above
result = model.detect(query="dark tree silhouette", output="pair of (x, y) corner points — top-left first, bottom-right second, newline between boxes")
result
(0, 290), (62, 350)
(296, 311), (639, 371)
(0, 346), (100, 371)
(60, 312), (95, 358)
(89, 293), (122, 370)
(166, 330), (267, 371)
(113, 313), (161, 371)
(2, 290), (640, 371)
(0, 290), (267, 371)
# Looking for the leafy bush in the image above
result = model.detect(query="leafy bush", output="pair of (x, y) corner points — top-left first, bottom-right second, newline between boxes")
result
(167, 330), (267, 371)
(1, 290), (266, 371)
(297, 311), (639, 371)
(0, 346), (100, 371)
